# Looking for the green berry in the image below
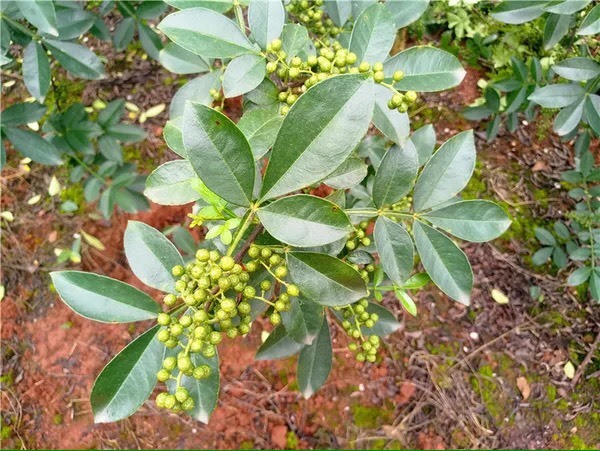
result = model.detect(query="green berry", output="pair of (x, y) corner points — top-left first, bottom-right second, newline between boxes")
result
(404, 90), (417, 103)
(164, 395), (176, 410)
(246, 261), (258, 272)
(397, 102), (409, 113)
(274, 266), (288, 279)
(175, 280), (187, 293)
(196, 248), (210, 262)
(286, 284), (300, 297)
(248, 246), (260, 258)
(210, 267), (223, 280)
(203, 344), (216, 358)
(193, 365), (209, 379)
(373, 71), (385, 83)
(307, 55), (318, 66)
(226, 328), (238, 339)
(239, 323), (251, 335)
(356, 352), (366, 362)
(243, 286), (256, 299)
(170, 324), (184, 336)
(158, 329), (170, 342)
(362, 237), (371, 246)
(269, 312), (281, 325)
(209, 331), (222, 345)
(369, 335), (380, 345)
(261, 280), (272, 291)
(278, 91), (289, 102)
(194, 325), (209, 338)
(261, 248), (272, 258)
(157, 313), (171, 326)
(274, 300), (286, 311)
(165, 338), (178, 349)
(163, 294), (177, 306)
(280, 105), (290, 115)
(209, 250), (220, 261)
(345, 52), (357, 65)
(182, 397), (195, 411)
(172, 265), (185, 277)
(271, 38), (282, 51)
(221, 298), (236, 313)
(178, 356), (192, 371)
(266, 61), (278, 73)
(286, 94), (298, 105)
(156, 392), (168, 408)
(373, 62), (384, 72)
(393, 70), (404, 82)
(346, 240), (356, 250)
(190, 339), (203, 353)
(175, 387), (189, 402)
(193, 310), (208, 323)
(269, 254), (282, 266)
(220, 256), (235, 271)
(238, 301), (252, 315)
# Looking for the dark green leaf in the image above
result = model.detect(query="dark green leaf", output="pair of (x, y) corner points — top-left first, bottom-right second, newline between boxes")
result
(258, 194), (353, 247)
(578, 3), (600, 35)
(423, 200), (511, 242)
(183, 102), (255, 206)
(124, 220), (184, 293)
(163, 118), (186, 157)
(567, 267), (592, 286)
(383, 46), (466, 92)
(590, 268), (600, 301)
(23, 41), (50, 102)
(385, 0), (430, 29)
(144, 160), (201, 205)
(248, 0), (285, 49)
(113, 19), (136, 52)
(544, 0), (591, 14)
(324, 0), (352, 26)
(491, 1), (546, 24)
(54, 8), (96, 40)
(372, 141), (418, 208)
(287, 252), (368, 306)
(399, 272), (430, 289)
(297, 317), (331, 398)
(106, 124), (147, 143)
(585, 95), (600, 136)
(553, 57), (600, 82)
(413, 130), (475, 212)
(50, 271), (160, 322)
(543, 13), (570, 50)
(91, 326), (163, 422)
(535, 227), (556, 246)
(98, 135), (123, 163)
(280, 23), (310, 62)
(237, 107), (283, 159)
(222, 53), (266, 98)
(395, 289), (417, 316)
(1, 102), (46, 126)
(256, 324), (305, 360)
(349, 3), (395, 64)
(4, 127), (62, 165)
(372, 84), (410, 144)
(169, 70), (222, 118)
(158, 7), (257, 58)
(323, 157), (368, 189)
(553, 99), (584, 136)
(164, 0), (234, 12)
(260, 74), (374, 201)
(532, 246), (553, 265)
(413, 221), (472, 305)
(281, 296), (324, 345)
(138, 22), (164, 60)
(98, 99), (125, 128)
(17, 0), (58, 36)
(374, 216), (414, 284)
(44, 39), (105, 80)
(528, 84), (585, 108)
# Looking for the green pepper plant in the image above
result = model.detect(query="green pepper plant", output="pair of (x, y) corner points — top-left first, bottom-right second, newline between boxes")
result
(50, 0), (511, 423)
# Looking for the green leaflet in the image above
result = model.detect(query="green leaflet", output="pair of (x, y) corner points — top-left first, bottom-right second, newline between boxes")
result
(50, 271), (160, 323)
(257, 194), (353, 247)
(349, 3), (395, 64)
(17, 0), (58, 36)
(297, 317), (331, 398)
(248, 0), (285, 49)
(372, 140), (418, 208)
(374, 216), (414, 284)
(159, 42), (211, 74)
(183, 102), (255, 206)
(256, 324), (305, 360)
(4, 127), (62, 165)
(237, 107), (283, 159)
(144, 160), (202, 205)
(260, 74), (374, 201)
(124, 221), (184, 293)
(23, 41), (50, 102)
(281, 296), (324, 345)
(222, 54), (267, 98)
(44, 39), (105, 80)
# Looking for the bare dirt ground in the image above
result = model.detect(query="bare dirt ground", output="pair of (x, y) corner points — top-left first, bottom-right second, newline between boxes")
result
(2, 37), (599, 451)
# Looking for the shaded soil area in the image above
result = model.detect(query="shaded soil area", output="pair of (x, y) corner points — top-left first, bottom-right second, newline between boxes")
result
(2, 32), (600, 451)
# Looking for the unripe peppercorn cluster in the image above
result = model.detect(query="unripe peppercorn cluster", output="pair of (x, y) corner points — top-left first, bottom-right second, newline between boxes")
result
(346, 220), (372, 251)
(336, 299), (381, 362)
(286, 0), (340, 38)
(246, 245), (301, 326)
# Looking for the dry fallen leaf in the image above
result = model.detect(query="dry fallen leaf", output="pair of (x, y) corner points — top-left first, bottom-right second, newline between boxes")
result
(531, 160), (547, 172)
(516, 376), (531, 400)
(564, 361), (575, 379)
(491, 288), (509, 304)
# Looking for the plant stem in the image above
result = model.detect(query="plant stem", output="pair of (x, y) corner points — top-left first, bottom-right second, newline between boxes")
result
(234, 3), (245, 33)
(345, 208), (379, 217)
(69, 154), (109, 186)
(227, 209), (255, 257)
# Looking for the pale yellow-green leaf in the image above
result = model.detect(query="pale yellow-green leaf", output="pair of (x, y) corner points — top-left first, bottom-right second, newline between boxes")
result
(564, 361), (575, 379)
(93, 99), (107, 110)
(491, 288), (509, 304)
(27, 122), (39, 131)
(139, 112), (147, 123)
(48, 176), (61, 196)
(125, 102), (140, 112)
(144, 103), (166, 118)
(80, 229), (106, 251)
(0, 285), (5, 301)
(1, 211), (14, 222)
(27, 194), (41, 205)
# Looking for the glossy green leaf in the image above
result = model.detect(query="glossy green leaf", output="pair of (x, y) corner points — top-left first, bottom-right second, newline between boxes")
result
(144, 160), (201, 205)
(91, 326), (163, 423)
(324, 0), (352, 26)
(280, 23), (310, 62)
(164, 118), (186, 157)
(158, 7), (257, 58)
(385, 0), (430, 28)
(411, 124), (436, 167)
(535, 227), (556, 246)
(585, 95), (600, 136)
(17, 0), (58, 36)
(578, 4), (600, 35)
(543, 13), (570, 50)
(491, 1), (546, 24)
(113, 17), (135, 51)
(98, 135), (123, 163)
(183, 102), (255, 206)
(349, 3), (395, 64)
(1, 102), (46, 126)
(261, 74), (374, 201)
(256, 324), (305, 360)
(124, 220), (184, 293)
(281, 296), (324, 345)
(237, 107), (283, 159)
(383, 46), (466, 92)
(169, 350), (220, 423)
(4, 127), (62, 165)
(106, 124), (147, 143)
(413, 221), (473, 305)
(297, 317), (331, 398)
(395, 289), (417, 316)
(50, 271), (160, 323)
(248, 0), (285, 49)
(258, 194), (353, 247)
(372, 84), (410, 144)
(532, 246), (553, 265)
(98, 99), (126, 128)
(223, 53), (266, 98)
(423, 200), (511, 242)
(164, 0), (234, 12)
(544, 0), (591, 14)
(362, 302), (401, 335)
(528, 84), (585, 108)
(159, 42), (210, 74)
(287, 252), (368, 306)
(170, 70), (222, 118)
(323, 157), (368, 189)
(44, 39), (105, 80)
(399, 272), (431, 290)
(413, 130), (475, 212)
(372, 140), (418, 208)
(374, 216), (414, 284)
(23, 41), (50, 102)
(553, 57), (600, 82)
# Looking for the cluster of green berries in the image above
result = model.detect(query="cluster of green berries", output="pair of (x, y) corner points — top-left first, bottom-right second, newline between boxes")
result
(286, 0), (341, 38)
(337, 299), (381, 363)
(346, 220), (372, 251)
(386, 88), (418, 113)
(246, 245), (300, 326)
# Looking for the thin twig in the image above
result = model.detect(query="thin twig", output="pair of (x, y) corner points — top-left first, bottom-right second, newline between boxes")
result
(570, 326), (600, 389)
(234, 224), (264, 263)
